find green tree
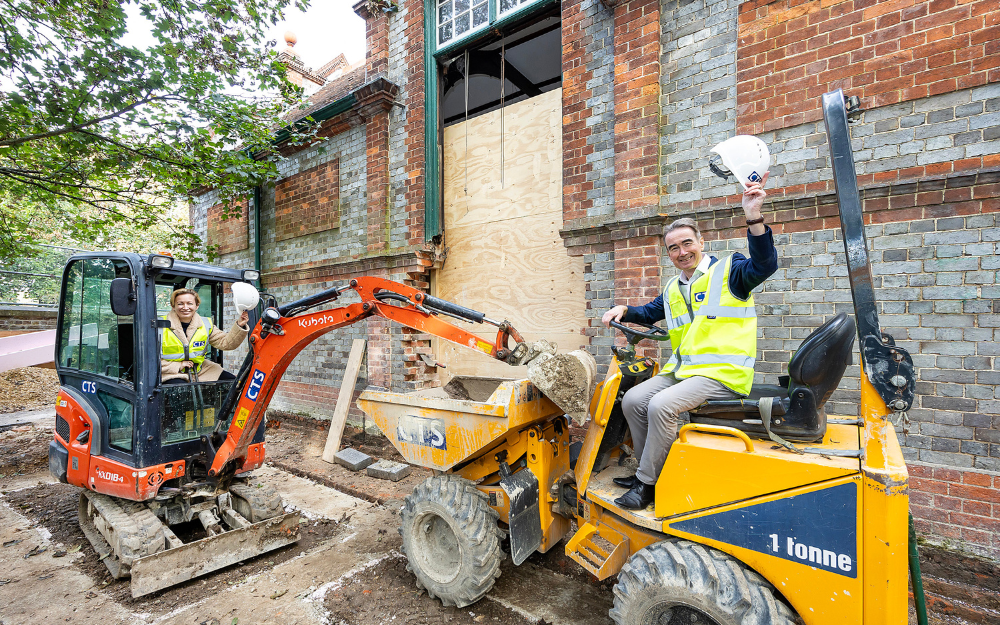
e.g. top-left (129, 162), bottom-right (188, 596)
top-left (0, 0), bottom-right (316, 262)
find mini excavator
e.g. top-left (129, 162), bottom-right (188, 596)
top-left (49, 261), bottom-right (538, 596)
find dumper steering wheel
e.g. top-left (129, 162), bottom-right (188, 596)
top-left (609, 320), bottom-right (670, 346)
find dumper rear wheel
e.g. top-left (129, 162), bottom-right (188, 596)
top-left (400, 475), bottom-right (502, 608)
top-left (610, 540), bottom-right (798, 625)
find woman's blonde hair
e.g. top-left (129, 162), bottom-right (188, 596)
top-left (170, 288), bottom-right (201, 307)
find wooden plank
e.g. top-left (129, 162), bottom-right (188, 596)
top-left (436, 89), bottom-right (587, 380)
top-left (321, 339), bottom-right (367, 463)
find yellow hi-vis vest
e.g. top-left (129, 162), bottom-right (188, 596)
top-left (661, 255), bottom-right (757, 395)
top-left (161, 316), bottom-right (213, 372)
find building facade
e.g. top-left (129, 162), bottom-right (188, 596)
top-left (193, 0), bottom-right (1000, 559)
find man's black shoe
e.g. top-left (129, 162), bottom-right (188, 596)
top-left (612, 474), bottom-right (637, 489)
top-left (614, 480), bottom-right (655, 510)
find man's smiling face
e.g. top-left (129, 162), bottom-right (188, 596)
top-left (664, 226), bottom-right (705, 276)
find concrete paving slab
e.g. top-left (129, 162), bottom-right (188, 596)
top-left (366, 459), bottom-right (411, 482)
top-left (0, 407), bottom-right (55, 429)
top-left (334, 447), bottom-right (373, 471)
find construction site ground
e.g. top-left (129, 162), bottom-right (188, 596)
top-left (1, 368), bottom-right (998, 625)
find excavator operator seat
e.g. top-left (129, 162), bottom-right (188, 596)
top-left (688, 313), bottom-right (856, 442)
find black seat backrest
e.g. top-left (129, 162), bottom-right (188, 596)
top-left (787, 312), bottom-right (855, 411)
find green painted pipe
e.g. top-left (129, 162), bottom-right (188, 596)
top-left (909, 512), bottom-right (929, 625)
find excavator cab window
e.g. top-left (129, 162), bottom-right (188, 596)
top-left (159, 381), bottom-right (233, 445)
top-left (153, 277), bottom-right (222, 370)
top-left (57, 258), bottom-right (135, 383)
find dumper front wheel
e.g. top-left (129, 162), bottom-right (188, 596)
top-left (610, 540), bottom-right (798, 625)
top-left (400, 475), bottom-right (502, 608)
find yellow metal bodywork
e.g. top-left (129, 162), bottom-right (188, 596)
top-left (357, 379), bottom-right (562, 471)
top-left (358, 355), bottom-right (910, 624)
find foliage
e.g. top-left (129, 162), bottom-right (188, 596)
top-left (0, 0), bottom-right (318, 262)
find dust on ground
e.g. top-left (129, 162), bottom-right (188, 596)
top-left (0, 367), bottom-right (59, 414)
top-left (2, 480), bottom-right (342, 617)
top-left (323, 554), bottom-right (533, 625)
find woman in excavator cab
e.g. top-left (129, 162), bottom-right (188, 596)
top-left (160, 288), bottom-right (249, 384)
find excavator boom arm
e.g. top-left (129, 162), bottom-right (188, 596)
top-left (208, 276), bottom-right (524, 477)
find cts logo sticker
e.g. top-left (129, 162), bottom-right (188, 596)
top-left (81, 380), bottom-right (97, 394)
top-left (245, 369), bottom-right (266, 401)
top-left (192, 340), bottom-right (206, 349)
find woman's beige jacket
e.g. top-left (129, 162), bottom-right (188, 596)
top-left (160, 311), bottom-right (248, 383)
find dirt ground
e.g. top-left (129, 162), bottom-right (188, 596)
top-left (0, 367), bottom-right (58, 414)
top-left (0, 400), bottom-right (997, 625)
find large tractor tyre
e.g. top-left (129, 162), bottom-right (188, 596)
top-left (400, 475), bottom-right (503, 608)
top-left (229, 482), bottom-right (284, 523)
top-left (611, 540), bottom-right (798, 625)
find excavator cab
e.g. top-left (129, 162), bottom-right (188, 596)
top-left (49, 253), bottom-right (296, 598)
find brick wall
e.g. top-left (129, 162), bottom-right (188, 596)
top-left (562, 0), bottom-right (616, 222)
top-left (274, 158), bottom-right (341, 242)
top-left (613, 0), bottom-right (661, 217)
top-left (206, 197), bottom-right (249, 255)
top-left (736, 0), bottom-right (1000, 134)
top-left (0, 307), bottom-right (58, 333)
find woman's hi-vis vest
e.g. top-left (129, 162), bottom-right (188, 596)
top-left (660, 256), bottom-right (757, 395)
top-left (161, 317), bottom-right (213, 372)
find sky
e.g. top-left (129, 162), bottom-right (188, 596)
top-left (264, 2), bottom-right (367, 70)
top-left (123, 1), bottom-right (367, 70)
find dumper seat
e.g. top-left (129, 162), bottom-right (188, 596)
top-left (688, 313), bottom-right (856, 442)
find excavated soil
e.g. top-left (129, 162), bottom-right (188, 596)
top-left (0, 423), bottom-right (52, 476)
top-left (2, 481), bottom-right (343, 616)
top-left (322, 554), bottom-right (535, 625)
top-left (0, 367), bottom-right (59, 413)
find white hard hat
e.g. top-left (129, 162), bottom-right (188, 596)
top-left (709, 135), bottom-right (770, 190)
top-left (231, 281), bottom-right (260, 314)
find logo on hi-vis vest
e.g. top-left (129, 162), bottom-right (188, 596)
top-left (694, 292), bottom-right (706, 303)
top-left (668, 482), bottom-right (858, 578)
top-left (192, 340), bottom-right (206, 349)
top-left (245, 369), bottom-right (266, 401)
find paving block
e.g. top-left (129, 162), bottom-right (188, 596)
top-left (366, 459), bottom-right (412, 482)
top-left (334, 447), bottom-right (373, 471)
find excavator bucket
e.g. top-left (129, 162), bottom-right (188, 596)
top-left (129, 512), bottom-right (301, 597)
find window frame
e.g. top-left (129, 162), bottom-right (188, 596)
top-left (436, 0), bottom-right (547, 50)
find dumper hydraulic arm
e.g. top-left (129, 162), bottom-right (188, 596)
top-left (206, 276), bottom-right (527, 478)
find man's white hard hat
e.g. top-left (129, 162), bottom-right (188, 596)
top-left (231, 281), bottom-right (260, 314)
top-left (709, 135), bottom-right (771, 191)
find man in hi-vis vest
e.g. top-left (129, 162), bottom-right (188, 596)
top-left (602, 136), bottom-right (778, 510)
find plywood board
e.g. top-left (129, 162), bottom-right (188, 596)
top-left (321, 338), bottom-right (367, 463)
top-left (436, 88), bottom-right (587, 380)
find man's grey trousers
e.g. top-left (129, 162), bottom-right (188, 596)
top-left (621, 374), bottom-right (737, 485)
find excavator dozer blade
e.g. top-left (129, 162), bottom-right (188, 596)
top-left (129, 512), bottom-right (301, 598)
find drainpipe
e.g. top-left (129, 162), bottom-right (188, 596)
top-left (253, 184), bottom-right (262, 282)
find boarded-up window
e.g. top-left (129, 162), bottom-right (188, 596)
top-left (275, 158), bottom-right (340, 241)
top-left (207, 197), bottom-right (249, 254)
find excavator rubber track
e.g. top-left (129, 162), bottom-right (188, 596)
top-left (78, 490), bottom-right (301, 597)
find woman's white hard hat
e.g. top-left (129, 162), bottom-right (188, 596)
top-left (709, 135), bottom-right (771, 190)
top-left (231, 281), bottom-right (260, 314)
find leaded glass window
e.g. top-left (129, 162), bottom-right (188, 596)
top-left (438, 0), bottom-right (489, 48)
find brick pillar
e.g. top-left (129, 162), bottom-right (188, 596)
top-left (613, 0), bottom-right (660, 217)
top-left (354, 79), bottom-right (400, 254)
top-left (355, 0), bottom-right (389, 80)
top-left (402, 0), bottom-right (426, 245)
top-left (613, 230), bottom-right (662, 358)
top-left (562, 0), bottom-right (595, 222)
